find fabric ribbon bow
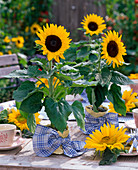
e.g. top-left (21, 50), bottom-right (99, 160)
top-left (33, 124), bottom-right (86, 158)
top-left (126, 133), bottom-right (138, 153)
top-left (82, 112), bottom-right (119, 135)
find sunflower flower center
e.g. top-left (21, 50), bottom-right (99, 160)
top-left (101, 136), bottom-right (116, 145)
top-left (107, 40), bottom-right (119, 57)
top-left (45, 35), bottom-right (62, 52)
top-left (88, 22), bottom-right (98, 31)
top-left (101, 136), bottom-right (110, 143)
top-left (33, 27), bottom-right (37, 31)
top-left (17, 115), bottom-right (27, 124)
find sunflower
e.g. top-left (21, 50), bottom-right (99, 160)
top-left (81, 13), bottom-right (106, 36)
top-left (0, 52), bottom-right (3, 56)
top-left (108, 89), bottom-right (138, 114)
top-left (36, 77), bottom-right (61, 88)
top-left (84, 123), bottom-right (129, 151)
top-left (8, 50), bottom-right (12, 55)
top-left (101, 30), bottom-right (127, 68)
top-left (128, 73), bottom-right (138, 80)
top-left (4, 36), bottom-right (10, 43)
top-left (8, 109), bottom-right (40, 131)
top-left (35, 24), bottom-right (71, 62)
top-left (31, 23), bottom-right (41, 34)
top-left (15, 36), bottom-right (24, 48)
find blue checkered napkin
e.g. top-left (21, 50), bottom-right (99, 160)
top-left (33, 124), bottom-right (86, 158)
top-left (81, 112), bottom-right (119, 135)
top-left (126, 134), bottom-right (138, 153)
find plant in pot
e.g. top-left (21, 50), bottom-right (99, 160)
top-left (63, 13), bottom-right (134, 134)
top-left (6, 23), bottom-right (86, 157)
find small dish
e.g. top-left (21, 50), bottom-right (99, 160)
top-left (120, 151), bottom-right (138, 156)
top-left (0, 137), bottom-right (25, 151)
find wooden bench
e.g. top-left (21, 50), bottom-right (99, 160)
top-left (0, 54), bottom-right (20, 78)
top-left (0, 54), bottom-right (20, 89)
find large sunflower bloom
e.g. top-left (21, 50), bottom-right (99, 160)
top-left (109, 89), bottom-right (138, 114)
top-left (14, 36), bottom-right (24, 48)
top-left (101, 30), bottom-right (127, 68)
top-left (36, 77), bottom-right (61, 88)
top-left (4, 36), bottom-right (10, 43)
top-left (31, 23), bottom-right (41, 34)
top-left (35, 24), bottom-right (71, 62)
top-left (81, 13), bottom-right (106, 36)
top-left (8, 109), bottom-right (40, 131)
top-left (84, 123), bottom-right (130, 151)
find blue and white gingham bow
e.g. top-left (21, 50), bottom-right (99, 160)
top-left (81, 112), bottom-right (119, 135)
top-left (126, 133), bottom-right (138, 153)
top-left (33, 124), bottom-right (86, 158)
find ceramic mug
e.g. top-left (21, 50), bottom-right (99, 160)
top-left (132, 108), bottom-right (138, 128)
top-left (0, 124), bottom-right (22, 147)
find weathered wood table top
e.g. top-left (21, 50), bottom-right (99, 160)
top-left (0, 121), bottom-right (138, 170)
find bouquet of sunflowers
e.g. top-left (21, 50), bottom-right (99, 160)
top-left (64, 13), bottom-right (135, 116)
top-left (6, 23), bottom-right (85, 134)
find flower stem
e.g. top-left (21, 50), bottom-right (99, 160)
top-left (88, 36), bottom-right (92, 51)
top-left (48, 60), bottom-right (53, 98)
top-left (98, 48), bottom-right (101, 73)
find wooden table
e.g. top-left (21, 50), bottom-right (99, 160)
top-left (0, 121), bottom-right (138, 170)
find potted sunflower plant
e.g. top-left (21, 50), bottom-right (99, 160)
top-left (6, 23), bottom-right (86, 158)
top-left (63, 13), bottom-right (134, 134)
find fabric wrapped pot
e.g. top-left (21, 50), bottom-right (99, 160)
top-left (82, 105), bottom-right (119, 135)
top-left (33, 124), bottom-right (86, 158)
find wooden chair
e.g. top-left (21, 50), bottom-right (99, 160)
top-left (0, 54), bottom-right (20, 89)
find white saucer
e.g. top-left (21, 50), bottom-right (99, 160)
top-left (0, 137), bottom-right (24, 151)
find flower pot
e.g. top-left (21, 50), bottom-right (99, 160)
top-left (82, 105), bottom-right (119, 135)
top-left (33, 124), bottom-right (86, 157)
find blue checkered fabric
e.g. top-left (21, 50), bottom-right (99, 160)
top-left (33, 124), bottom-right (86, 158)
top-left (81, 112), bottom-right (119, 135)
top-left (126, 134), bottom-right (138, 152)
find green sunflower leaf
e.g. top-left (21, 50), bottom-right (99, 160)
top-left (0, 110), bottom-right (8, 123)
top-left (30, 57), bottom-right (47, 66)
top-left (4, 69), bottom-right (28, 78)
top-left (20, 92), bottom-right (43, 113)
top-left (64, 47), bottom-right (77, 61)
top-left (89, 53), bottom-right (98, 62)
top-left (72, 80), bottom-right (98, 87)
top-left (107, 84), bottom-right (126, 116)
top-left (61, 65), bottom-right (78, 72)
top-left (77, 46), bottom-right (90, 59)
top-left (99, 148), bottom-right (117, 165)
top-left (27, 113), bottom-right (36, 134)
top-left (13, 81), bottom-right (35, 102)
top-left (54, 85), bottom-right (66, 100)
top-left (56, 72), bottom-right (84, 81)
top-left (71, 101), bottom-right (85, 131)
top-left (68, 87), bottom-right (84, 95)
top-left (94, 84), bottom-right (108, 108)
top-left (44, 97), bottom-right (72, 132)
top-left (96, 68), bottom-right (112, 87)
top-left (111, 71), bottom-right (134, 85)
top-left (27, 65), bottom-right (48, 78)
